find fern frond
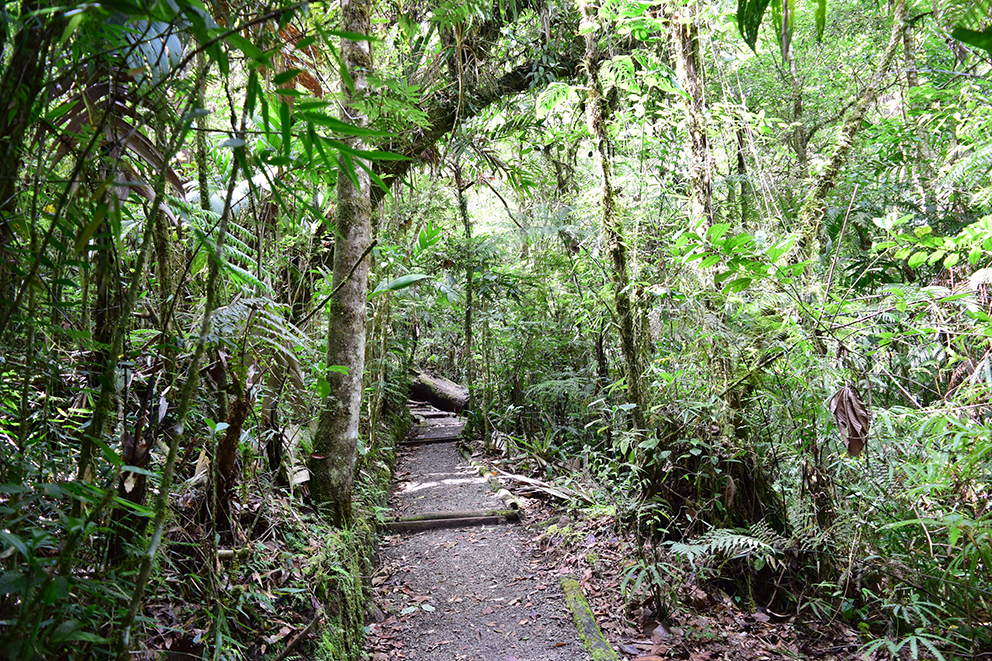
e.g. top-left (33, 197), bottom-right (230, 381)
top-left (945, 143), bottom-right (992, 189)
top-left (667, 525), bottom-right (783, 566)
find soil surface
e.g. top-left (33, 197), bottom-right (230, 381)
top-left (366, 412), bottom-right (592, 661)
top-left (388, 442), bottom-right (504, 516)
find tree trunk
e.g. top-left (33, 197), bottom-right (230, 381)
top-left (783, 19), bottom-right (809, 184)
top-left (0, 1), bottom-right (61, 309)
top-left (580, 0), bottom-right (647, 432)
top-left (308, 0), bottom-right (373, 526)
top-left (902, 16), bottom-right (934, 212)
top-left (795, 0), bottom-right (906, 260)
top-left (735, 115), bottom-right (752, 225)
top-left (454, 161), bottom-right (475, 431)
top-left (673, 0), bottom-right (715, 230)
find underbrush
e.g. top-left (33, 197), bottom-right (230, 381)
top-left (497, 394), bottom-right (992, 660)
top-left (0, 398), bottom-right (408, 661)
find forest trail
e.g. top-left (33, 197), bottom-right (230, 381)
top-left (364, 401), bottom-right (595, 661)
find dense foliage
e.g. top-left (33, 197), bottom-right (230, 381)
top-left (0, 0), bottom-right (990, 658)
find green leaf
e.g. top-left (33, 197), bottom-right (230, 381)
top-left (814, 0), bottom-right (826, 40)
top-left (317, 376), bottom-right (330, 398)
top-left (328, 365), bottom-right (350, 375)
top-left (73, 203), bottom-right (108, 256)
top-left (706, 223), bottom-right (731, 242)
top-left (951, 26), bottom-right (992, 57)
top-left (273, 69), bottom-right (302, 85)
top-left (370, 273), bottom-right (430, 298)
top-left (302, 111), bottom-right (391, 137)
top-left (226, 33), bottom-right (266, 63)
top-left (60, 11), bottom-right (86, 45)
top-left (280, 101), bottom-right (291, 158)
top-left (699, 254), bottom-right (722, 269)
top-left (723, 277), bottom-right (753, 293)
top-left (907, 251), bottom-right (927, 269)
top-left (737, 0), bottom-right (773, 51)
top-left (0, 531), bottom-right (28, 560)
top-left (948, 524), bottom-right (961, 548)
top-left (326, 30), bottom-right (377, 42)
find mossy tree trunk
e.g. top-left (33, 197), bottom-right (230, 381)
top-left (579, 0), bottom-right (646, 432)
top-left (0, 0), bottom-right (61, 311)
top-left (902, 15), bottom-right (934, 212)
top-left (454, 161), bottom-right (475, 431)
top-left (795, 0), bottom-right (906, 261)
top-left (673, 0), bottom-right (714, 230)
top-left (308, 0), bottom-right (373, 527)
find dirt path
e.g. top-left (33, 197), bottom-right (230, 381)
top-left (366, 406), bottom-right (593, 661)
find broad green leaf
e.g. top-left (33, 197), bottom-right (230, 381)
top-left (226, 33), bottom-right (266, 62)
top-left (723, 277), bottom-right (753, 293)
top-left (951, 26), bottom-right (992, 57)
top-left (328, 365), bottom-right (350, 374)
top-left (948, 524), bottom-right (961, 548)
top-left (370, 273), bottom-right (429, 298)
top-left (302, 111), bottom-right (391, 137)
top-left (73, 203), bottom-right (108, 255)
top-left (326, 30), bottom-right (378, 42)
top-left (814, 0), bottom-right (826, 41)
top-left (273, 69), bottom-right (302, 85)
top-left (706, 223), bottom-right (731, 242)
top-left (60, 11), bottom-right (86, 45)
top-left (0, 531), bottom-right (28, 560)
top-left (737, 0), bottom-right (773, 51)
top-left (280, 101), bottom-right (291, 158)
top-left (907, 251), bottom-right (927, 269)
top-left (317, 377), bottom-right (330, 398)
top-left (699, 254), bottom-right (722, 269)
top-left (246, 71), bottom-right (259, 116)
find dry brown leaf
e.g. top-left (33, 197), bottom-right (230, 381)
top-left (829, 383), bottom-right (870, 456)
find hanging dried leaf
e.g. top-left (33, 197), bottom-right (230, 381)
top-left (829, 383), bottom-right (870, 457)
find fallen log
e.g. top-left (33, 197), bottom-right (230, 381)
top-left (382, 513), bottom-right (516, 533)
top-left (560, 576), bottom-right (619, 661)
top-left (410, 372), bottom-right (469, 413)
top-left (384, 508), bottom-right (519, 523)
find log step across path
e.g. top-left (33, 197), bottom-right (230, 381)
top-left (367, 399), bottom-right (600, 660)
